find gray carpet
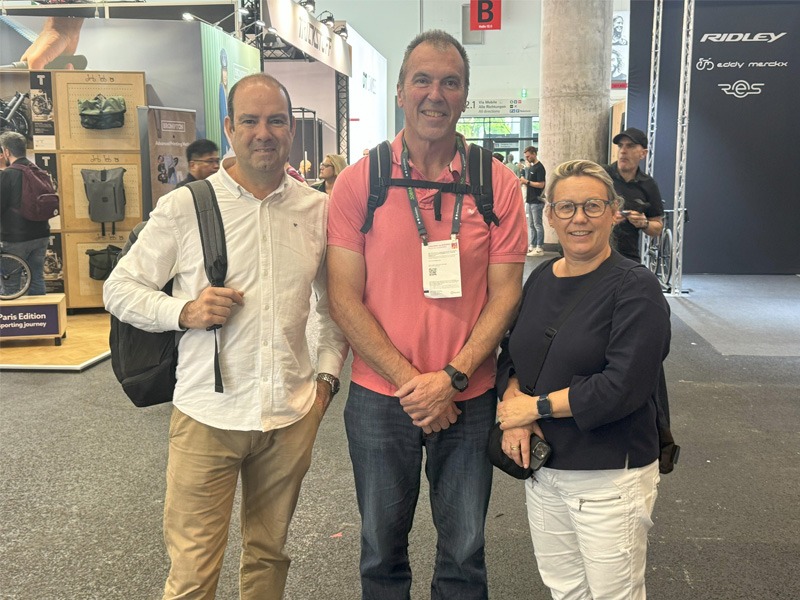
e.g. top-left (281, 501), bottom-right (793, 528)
top-left (1, 262), bottom-right (799, 599)
top-left (668, 274), bottom-right (800, 357)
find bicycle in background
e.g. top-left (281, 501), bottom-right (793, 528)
top-left (642, 208), bottom-right (689, 292)
top-left (0, 247), bottom-right (32, 300)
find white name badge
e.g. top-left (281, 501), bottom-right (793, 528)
top-left (422, 238), bottom-right (462, 299)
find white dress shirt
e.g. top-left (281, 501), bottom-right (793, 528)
top-left (104, 166), bottom-right (347, 431)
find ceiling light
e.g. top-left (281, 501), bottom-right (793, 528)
top-left (299, 0), bottom-right (316, 14)
top-left (316, 10), bottom-right (335, 28)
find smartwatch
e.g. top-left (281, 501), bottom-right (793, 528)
top-left (316, 373), bottom-right (340, 396)
top-left (537, 394), bottom-right (554, 420)
top-left (443, 364), bottom-right (469, 392)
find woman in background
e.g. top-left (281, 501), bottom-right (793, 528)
top-left (312, 154), bottom-right (347, 195)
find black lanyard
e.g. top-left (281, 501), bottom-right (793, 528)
top-left (400, 136), bottom-right (468, 244)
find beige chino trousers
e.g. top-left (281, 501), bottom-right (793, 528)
top-left (162, 405), bottom-right (322, 600)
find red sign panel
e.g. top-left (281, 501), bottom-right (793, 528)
top-left (470, 0), bottom-right (501, 31)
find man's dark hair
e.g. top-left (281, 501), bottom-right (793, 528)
top-left (0, 131), bottom-right (27, 158)
top-left (525, 146), bottom-right (538, 155)
top-left (227, 73), bottom-right (294, 128)
top-left (186, 139), bottom-right (219, 162)
top-left (492, 152), bottom-right (504, 162)
top-left (397, 30), bottom-right (470, 97)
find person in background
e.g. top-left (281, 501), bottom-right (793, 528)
top-left (327, 29), bottom-right (527, 599)
top-left (285, 162), bottom-right (306, 183)
top-left (311, 154), bottom-right (347, 195)
top-left (604, 127), bottom-right (663, 262)
top-left (496, 159), bottom-right (669, 600)
top-left (520, 145), bottom-right (546, 256)
top-left (0, 131), bottom-right (50, 296)
top-left (177, 138), bottom-right (220, 187)
top-left (505, 153), bottom-right (521, 176)
top-left (104, 74), bottom-right (347, 600)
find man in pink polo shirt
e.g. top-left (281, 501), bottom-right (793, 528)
top-left (327, 30), bottom-right (527, 600)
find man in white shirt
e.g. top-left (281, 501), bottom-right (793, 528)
top-left (104, 74), bottom-right (347, 600)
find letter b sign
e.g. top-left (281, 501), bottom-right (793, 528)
top-left (470, 0), bottom-right (502, 31)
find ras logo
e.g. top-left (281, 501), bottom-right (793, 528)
top-left (718, 80), bottom-right (764, 98)
top-left (701, 32), bottom-right (787, 43)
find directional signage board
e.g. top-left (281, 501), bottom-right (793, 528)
top-left (463, 98), bottom-right (539, 117)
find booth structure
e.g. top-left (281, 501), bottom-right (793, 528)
top-left (0, 1), bottom-right (387, 321)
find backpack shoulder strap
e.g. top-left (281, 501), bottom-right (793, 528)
top-left (186, 179), bottom-right (227, 394)
top-left (467, 144), bottom-right (499, 227)
top-left (187, 179), bottom-right (227, 287)
top-left (361, 140), bottom-right (393, 234)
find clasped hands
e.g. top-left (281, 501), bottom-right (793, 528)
top-left (497, 387), bottom-right (544, 469)
top-left (396, 370), bottom-right (461, 434)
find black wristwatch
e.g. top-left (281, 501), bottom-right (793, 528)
top-left (443, 364), bottom-right (469, 392)
top-left (537, 394), bottom-right (554, 420)
top-left (316, 373), bottom-right (340, 396)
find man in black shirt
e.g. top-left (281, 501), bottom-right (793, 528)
top-left (605, 128), bottom-right (664, 262)
top-left (520, 145), bottom-right (546, 255)
top-left (176, 138), bottom-right (220, 187)
top-left (0, 131), bottom-right (50, 295)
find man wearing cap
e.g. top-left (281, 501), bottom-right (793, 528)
top-left (605, 127), bottom-right (664, 262)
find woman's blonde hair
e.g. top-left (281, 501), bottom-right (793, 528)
top-left (325, 153), bottom-right (348, 177)
top-left (545, 159), bottom-right (621, 209)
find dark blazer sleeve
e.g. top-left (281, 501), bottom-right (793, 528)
top-left (568, 266), bottom-right (671, 432)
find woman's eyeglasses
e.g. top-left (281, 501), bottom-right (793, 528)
top-left (549, 199), bottom-right (611, 219)
top-left (320, 163), bottom-right (332, 169)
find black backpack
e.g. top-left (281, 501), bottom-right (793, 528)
top-left (360, 140), bottom-right (499, 234)
top-left (108, 180), bottom-right (227, 407)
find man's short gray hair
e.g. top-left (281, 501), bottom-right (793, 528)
top-left (0, 131), bottom-right (27, 158)
top-left (397, 30), bottom-right (470, 97)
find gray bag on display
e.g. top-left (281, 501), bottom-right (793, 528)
top-left (81, 167), bottom-right (126, 235)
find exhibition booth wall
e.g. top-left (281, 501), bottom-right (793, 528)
top-left (628, 0), bottom-right (799, 275)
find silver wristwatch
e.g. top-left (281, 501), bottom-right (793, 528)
top-left (316, 373), bottom-right (340, 396)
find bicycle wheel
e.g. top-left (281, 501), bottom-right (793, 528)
top-left (643, 236), bottom-right (659, 275)
top-left (0, 252), bottom-right (32, 300)
top-left (658, 229), bottom-right (673, 287)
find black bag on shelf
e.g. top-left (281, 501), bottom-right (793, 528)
top-left (77, 94), bottom-right (126, 130)
top-left (85, 245), bottom-right (122, 280)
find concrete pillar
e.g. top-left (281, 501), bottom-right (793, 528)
top-left (539, 0), bottom-right (613, 241)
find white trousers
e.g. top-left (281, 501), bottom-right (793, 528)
top-left (526, 461), bottom-right (660, 600)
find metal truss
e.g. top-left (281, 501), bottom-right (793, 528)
top-left (640, 0), bottom-right (663, 266)
top-left (335, 71), bottom-right (349, 158)
top-left (670, 0), bottom-right (695, 296)
top-left (645, 0), bottom-right (663, 175)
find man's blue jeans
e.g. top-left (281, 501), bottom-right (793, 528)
top-left (344, 382), bottom-right (496, 600)
top-left (1, 237), bottom-right (49, 295)
top-left (526, 202), bottom-right (545, 248)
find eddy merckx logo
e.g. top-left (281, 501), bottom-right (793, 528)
top-left (701, 32), bottom-right (787, 43)
top-left (718, 80), bottom-right (764, 98)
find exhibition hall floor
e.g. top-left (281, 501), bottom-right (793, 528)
top-left (0, 310), bottom-right (110, 371)
top-left (1, 259), bottom-right (798, 599)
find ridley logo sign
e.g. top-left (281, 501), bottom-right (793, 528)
top-left (718, 80), bottom-right (765, 98)
top-left (700, 32), bottom-right (787, 43)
